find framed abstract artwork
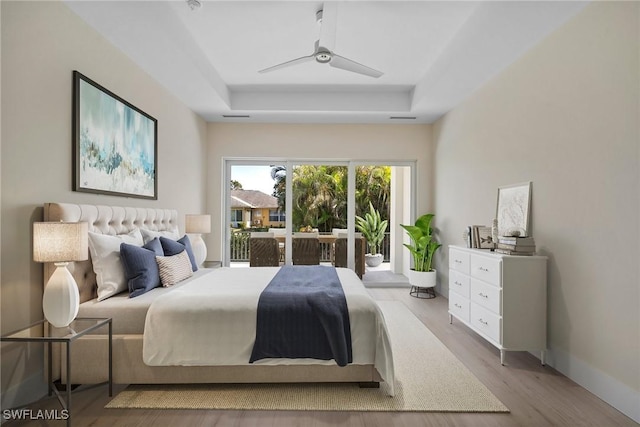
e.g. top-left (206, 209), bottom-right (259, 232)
top-left (496, 182), bottom-right (532, 237)
top-left (73, 71), bottom-right (157, 199)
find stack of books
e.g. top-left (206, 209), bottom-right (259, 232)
top-left (495, 236), bottom-right (536, 255)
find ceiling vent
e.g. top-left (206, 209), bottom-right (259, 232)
top-left (222, 115), bottom-right (251, 119)
top-left (389, 116), bottom-right (417, 120)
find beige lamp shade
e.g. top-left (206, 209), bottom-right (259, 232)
top-left (185, 214), bottom-right (211, 234)
top-left (33, 222), bottom-right (88, 263)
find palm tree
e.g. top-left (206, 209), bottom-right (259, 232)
top-left (271, 164), bottom-right (390, 232)
top-left (355, 166), bottom-right (390, 220)
top-left (292, 165), bottom-right (344, 231)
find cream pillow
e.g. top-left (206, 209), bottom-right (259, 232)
top-left (88, 229), bottom-right (144, 301)
top-left (156, 250), bottom-right (193, 287)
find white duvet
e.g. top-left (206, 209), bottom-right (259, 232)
top-left (143, 267), bottom-right (395, 394)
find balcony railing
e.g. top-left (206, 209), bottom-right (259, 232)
top-left (230, 231), bottom-right (391, 263)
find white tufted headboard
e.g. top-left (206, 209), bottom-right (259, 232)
top-left (44, 203), bottom-right (179, 303)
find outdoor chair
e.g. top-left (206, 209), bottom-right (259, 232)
top-left (334, 234), bottom-right (366, 279)
top-left (268, 228), bottom-right (286, 261)
top-left (292, 234), bottom-right (320, 265)
top-left (249, 232), bottom-right (280, 267)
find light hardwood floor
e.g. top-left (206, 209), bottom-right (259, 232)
top-left (6, 288), bottom-right (638, 426)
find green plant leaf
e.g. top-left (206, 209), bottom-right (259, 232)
top-left (400, 213), bottom-right (440, 272)
top-left (355, 202), bottom-right (387, 254)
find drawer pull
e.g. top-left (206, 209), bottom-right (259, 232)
top-left (454, 259), bottom-right (462, 264)
top-left (478, 318), bottom-right (488, 325)
top-left (478, 292), bottom-right (489, 299)
top-left (454, 303), bottom-right (462, 309)
top-left (455, 281), bottom-right (462, 286)
top-left (478, 266), bottom-right (489, 272)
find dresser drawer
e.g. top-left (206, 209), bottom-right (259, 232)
top-left (449, 248), bottom-right (470, 274)
top-left (471, 278), bottom-right (502, 314)
top-left (470, 304), bottom-right (502, 344)
top-left (449, 270), bottom-right (470, 298)
top-left (449, 291), bottom-right (469, 323)
top-left (470, 255), bottom-right (501, 286)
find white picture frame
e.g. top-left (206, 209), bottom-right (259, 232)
top-left (496, 182), bottom-right (532, 237)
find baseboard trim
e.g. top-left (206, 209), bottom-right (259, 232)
top-left (363, 282), bottom-right (410, 288)
top-left (546, 346), bottom-right (640, 423)
top-left (441, 290), bottom-right (638, 423)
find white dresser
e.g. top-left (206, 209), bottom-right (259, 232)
top-left (448, 245), bottom-right (547, 365)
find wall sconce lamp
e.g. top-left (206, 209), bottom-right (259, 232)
top-left (185, 214), bottom-right (211, 267)
top-left (33, 222), bottom-right (88, 328)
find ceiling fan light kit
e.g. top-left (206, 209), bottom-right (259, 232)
top-left (185, 0), bottom-right (202, 11)
top-left (316, 50), bottom-right (332, 64)
top-left (259, 5), bottom-right (383, 78)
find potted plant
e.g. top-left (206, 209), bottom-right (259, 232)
top-left (400, 213), bottom-right (442, 291)
top-left (355, 202), bottom-right (388, 267)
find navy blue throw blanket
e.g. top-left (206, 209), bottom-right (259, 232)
top-left (249, 265), bottom-right (353, 366)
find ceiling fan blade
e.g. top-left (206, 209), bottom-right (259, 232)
top-left (318, 2), bottom-right (337, 51)
top-left (258, 54), bottom-right (314, 74)
top-left (330, 53), bottom-right (383, 78)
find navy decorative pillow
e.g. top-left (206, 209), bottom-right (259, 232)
top-left (160, 236), bottom-right (198, 272)
top-left (120, 238), bottom-right (163, 298)
top-left (177, 235), bottom-right (198, 272)
top-left (144, 237), bottom-right (164, 256)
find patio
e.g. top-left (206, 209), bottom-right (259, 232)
top-left (229, 261), bottom-right (409, 288)
top-left (228, 230), bottom-right (409, 287)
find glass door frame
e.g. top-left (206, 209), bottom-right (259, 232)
top-left (222, 157), bottom-right (416, 271)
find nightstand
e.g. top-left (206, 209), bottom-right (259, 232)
top-left (1, 318), bottom-right (112, 426)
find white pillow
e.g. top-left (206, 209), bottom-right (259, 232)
top-left (88, 229), bottom-right (144, 301)
top-left (156, 250), bottom-right (193, 287)
top-left (140, 228), bottom-right (180, 244)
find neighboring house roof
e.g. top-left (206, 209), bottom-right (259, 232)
top-left (230, 189), bottom-right (279, 209)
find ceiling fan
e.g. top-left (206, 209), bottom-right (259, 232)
top-left (258, 4), bottom-right (383, 78)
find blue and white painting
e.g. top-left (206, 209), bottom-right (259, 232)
top-left (77, 76), bottom-right (156, 199)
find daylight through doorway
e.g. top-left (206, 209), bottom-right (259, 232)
top-left (224, 159), bottom-right (414, 281)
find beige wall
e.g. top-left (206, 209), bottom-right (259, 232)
top-left (433, 1), bottom-right (639, 418)
top-left (206, 123), bottom-right (432, 261)
top-left (1, 1), bottom-right (207, 406)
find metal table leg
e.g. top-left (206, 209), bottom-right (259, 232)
top-left (67, 341), bottom-right (71, 427)
top-left (108, 320), bottom-right (113, 396)
top-left (47, 342), bottom-right (53, 397)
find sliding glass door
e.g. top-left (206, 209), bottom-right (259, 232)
top-left (227, 162), bottom-right (285, 266)
top-left (224, 158), bottom-right (415, 278)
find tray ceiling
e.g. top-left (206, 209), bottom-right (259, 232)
top-left (65, 1), bottom-right (588, 123)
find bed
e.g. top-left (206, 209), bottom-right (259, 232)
top-left (44, 203), bottom-right (395, 393)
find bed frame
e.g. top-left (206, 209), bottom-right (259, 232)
top-left (44, 202), bottom-right (381, 386)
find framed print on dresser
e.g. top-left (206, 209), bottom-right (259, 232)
top-left (496, 181), bottom-right (532, 237)
top-left (72, 70), bottom-right (158, 199)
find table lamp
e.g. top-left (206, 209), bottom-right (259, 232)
top-left (33, 222), bottom-right (88, 328)
top-left (185, 214), bottom-right (211, 267)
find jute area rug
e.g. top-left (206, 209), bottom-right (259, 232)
top-left (106, 301), bottom-right (508, 412)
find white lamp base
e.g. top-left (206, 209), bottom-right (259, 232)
top-left (190, 234), bottom-right (207, 267)
top-left (43, 263), bottom-right (80, 328)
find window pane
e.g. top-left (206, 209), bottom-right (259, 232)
top-left (269, 210), bottom-right (285, 221)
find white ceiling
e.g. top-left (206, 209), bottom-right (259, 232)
top-left (65, 1), bottom-right (588, 124)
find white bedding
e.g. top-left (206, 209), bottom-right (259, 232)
top-left (143, 267), bottom-right (395, 394)
top-left (77, 269), bottom-right (212, 334)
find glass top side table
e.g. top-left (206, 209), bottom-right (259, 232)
top-left (1, 318), bottom-right (112, 426)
